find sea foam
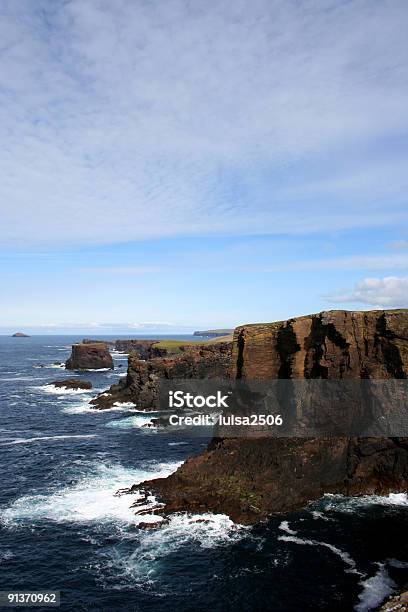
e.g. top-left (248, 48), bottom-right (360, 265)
top-left (0, 460), bottom-right (182, 526)
top-left (278, 534), bottom-right (358, 573)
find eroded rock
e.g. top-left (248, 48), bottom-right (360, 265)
top-left (52, 379), bottom-right (92, 390)
top-left (140, 310), bottom-right (408, 524)
top-left (90, 342), bottom-right (231, 410)
top-left (65, 343), bottom-right (113, 370)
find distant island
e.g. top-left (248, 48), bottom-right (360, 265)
top-left (12, 332), bottom-right (30, 337)
top-left (193, 328), bottom-right (233, 338)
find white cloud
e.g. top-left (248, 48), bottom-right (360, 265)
top-left (0, 321), bottom-right (197, 334)
top-left (129, 321), bottom-right (174, 329)
top-left (326, 276), bottom-right (408, 308)
top-left (80, 266), bottom-right (167, 275)
top-left (388, 240), bottom-right (408, 250)
top-left (1, 0), bottom-right (408, 247)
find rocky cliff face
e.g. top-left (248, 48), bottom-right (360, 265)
top-left (142, 310), bottom-right (408, 524)
top-left (231, 309), bottom-right (408, 380)
top-left (113, 339), bottom-right (168, 359)
top-left (91, 342), bottom-right (231, 410)
top-left (65, 343), bottom-right (114, 370)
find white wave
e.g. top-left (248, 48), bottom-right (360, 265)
top-left (33, 363), bottom-right (65, 369)
top-left (355, 563), bottom-right (396, 611)
top-left (0, 376), bottom-right (44, 381)
top-left (278, 521), bottom-right (297, 535)
top-left (278, 535), bottom-right (358, 573)
top-left (0, 376), bottom-right (23, 381)
top-left (31, 384), bottom-right (93, 396)
top-left (63, 400), bottom-right (135, 414)
top-left (62, 402), bottom-right (96, 414)
top-left (105, 415), bottom-right (156, 429)
top-left (0, 461), bottom-right (181, 526)
top-left (311, 510), bottom-right (332, 522)
top-left (0, 434), bottom-right (97, 446)
top-left (168, 442), bottom-right (188, 446)
top-left (322, 493), bottom-right (408, 513)
top-left (80, 368), bottom-right (112, 372)
top-left (100, 512), bottom-right (247, 588)
top-left (112, 402), bottom-right (137, 409)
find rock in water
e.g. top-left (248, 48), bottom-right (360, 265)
top-left (65, 343), bottom-right (114, 370)
top-left (379, 591), bottom-right (408, 611)
top-left (90, 342), bottom-right (231, 409)
top-left (52, 379), bottom-right (92, 390)
top-left (140, 309), bottom-right (408, 524)
top-left (12, 332), bottom-right (30, 337)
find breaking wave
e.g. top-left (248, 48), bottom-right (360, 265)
top-left (97, 512), bottom-right (247, 590)
top-left (355, 563), bottom-right (397, 611)
top-left (0, 434), bottom-right (97, 446)
top-left (321, 493), bottom-right (408, 513)
top-left (278, 534), bottom-right (358, 574)
top-left (0, 461), bottom-right (181, 526)
top-left (105, 415), bottom-right (157, 429)
top-left (32, 384), bottom-right (94, 396)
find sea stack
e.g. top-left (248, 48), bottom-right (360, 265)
top-left (65, 342), bottom-right (114, 370)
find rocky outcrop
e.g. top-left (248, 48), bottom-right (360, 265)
top-left (379, 590), bottom-right (408, 611)
top-left (230, 309), bottom-right (408, 380)
top-left (12, 332), bottom-right (30, 337)
top-left (82, 338), bottom-right (169, 358)
top-left (113, 339), bottom-right (168, 359)
top-left (65, 343), bottom-right (114, 370)
top-left (90, 342), bottom-right (231, 410)
top-left (52, 379), bottom-right (92, 390)
top-left (140, 309), bottom-right (408, 524)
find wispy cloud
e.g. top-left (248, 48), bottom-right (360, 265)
top-left (0, 321), bottom-right (198, 334)
top-left (80, 266), bottom-right (167, 275)
top-left (1, 0), bottom-right (408, 247)
top-left (388, 240), bottom-right (408, 250)
top-left (240, 254), bottom-right (408, 273)
top-left (325, 276), bottom-right (408, 308)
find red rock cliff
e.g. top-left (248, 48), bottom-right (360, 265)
top-left (142, 310), bottom-right (408, 524)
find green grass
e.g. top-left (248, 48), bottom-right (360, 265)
top-left (153, 335), bottom-right (233, 354)
top-left (153, 339), bottom-right (189, 354)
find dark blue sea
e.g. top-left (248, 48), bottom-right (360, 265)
top-left (0, 336), bottom-right (407, 611)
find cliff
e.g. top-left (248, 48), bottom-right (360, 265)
top-left (91, 342), bottom-right (231, 410)
top-left (66, 343), bottom-right (114, 370)
top-left (141, 309), bottom-right (408, 524)
top-left (113, 339), bottom-right (168, 359)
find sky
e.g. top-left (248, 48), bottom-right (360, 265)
top-left (1, 0), bottom-right (408, 334)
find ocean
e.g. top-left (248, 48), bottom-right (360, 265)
top-left (0, 336), bottom-right (407, 611)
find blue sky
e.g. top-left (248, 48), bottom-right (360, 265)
top-left (1, 0), bottom-right (408, 334)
